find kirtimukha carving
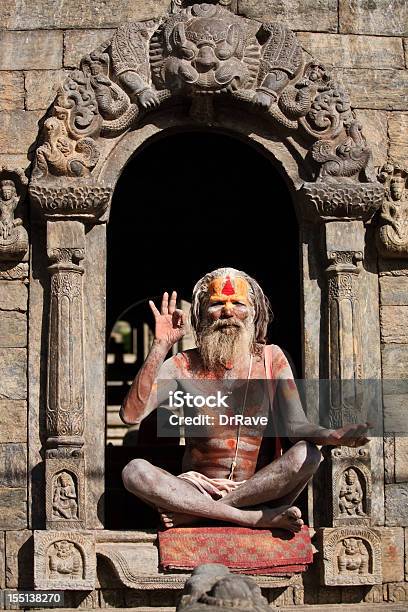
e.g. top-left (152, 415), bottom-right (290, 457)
top-left (31, 2), bottom-right (375, 183)
top-left (320, 527), bottom-right (381, 586)
top-left (48, 541), bottom-right (83, 579)
top-left (178, 563), bottom-right (270, 611)
top-left (52, 472), bottom-right (78, 519)
top-left (0, 166), bottom-right (28, 261)
top-left (377, 163), bottom-right (408, 258)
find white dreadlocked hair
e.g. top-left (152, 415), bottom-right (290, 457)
top-left (190, 267), bottom-right (273, 349)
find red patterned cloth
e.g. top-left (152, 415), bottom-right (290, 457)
top-left (158, 525), bottom-right (313, 575)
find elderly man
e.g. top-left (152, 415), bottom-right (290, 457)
top-left (120, 268), bottom-right (369, 532)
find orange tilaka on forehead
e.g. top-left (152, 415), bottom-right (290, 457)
top-left (208, 276), bottom-right (250, 305)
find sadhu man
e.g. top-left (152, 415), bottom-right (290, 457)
top-left (120, 268), bottom-right (369, 531)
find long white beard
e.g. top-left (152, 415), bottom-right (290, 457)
top-left (198, 318), bottom-right (254, 371)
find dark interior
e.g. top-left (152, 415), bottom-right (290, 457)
top-left (105, 130), bottom-right (301, 529)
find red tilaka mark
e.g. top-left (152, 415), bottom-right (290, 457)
top-left (222, 276), bottom-right (235, 295)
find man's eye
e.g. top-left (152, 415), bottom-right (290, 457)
top-left (211, 302), bottom-right (224, 307)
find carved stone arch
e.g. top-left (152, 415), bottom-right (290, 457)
top-left (28, 0), bottom-right (387, 592)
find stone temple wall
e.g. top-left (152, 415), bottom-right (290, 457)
top-left (0, 0), bottom-right (408, 609)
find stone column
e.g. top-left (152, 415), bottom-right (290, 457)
top-left (302, 181), bottom-right (385, 587)
top-left (45, 220), bottom-right (86, 529)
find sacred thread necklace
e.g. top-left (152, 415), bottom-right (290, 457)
top-left (228, 354), bottom-right (253, 480)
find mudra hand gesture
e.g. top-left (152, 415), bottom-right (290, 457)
top-left (149, 291), bottom-right (185, 348)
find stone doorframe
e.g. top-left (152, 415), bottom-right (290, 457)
top-left (22, 0), bottom-right (390, 592)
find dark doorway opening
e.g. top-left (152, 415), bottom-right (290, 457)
top-left (105, 130), bottom-right (301, 529)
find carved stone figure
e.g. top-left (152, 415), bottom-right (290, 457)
top-left (48, 541), bottom-right (83, 579)
top-left (52, 472), bottom-right (78, 519)
top-left (178, 563), bottom-right (270, 611)
top-left (121, 268), bottom-right (369, 532)
top-left (0, 167), bottom-right (28, 261)
top-left (338, 469), bottom-right (364, 517)
top-left (377, 164), bottom-right (408, 257)
top-left (337, 538), bottom-right (369, 575)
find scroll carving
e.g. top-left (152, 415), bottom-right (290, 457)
top-left (31, 2), bottom-right (375, 184)
top-left (376, 164), bottom-right (408, 258)
top-left (0, 167), bottom-right (28, 261)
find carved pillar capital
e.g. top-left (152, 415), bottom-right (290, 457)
top-left (301, 181), bottom-right (384, 224)
top-left (29, 178), bottom-right (112, 224)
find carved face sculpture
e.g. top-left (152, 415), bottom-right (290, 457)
top-left (345, 469), bottom-right (356, 486)
top-left (168, 4), bottom-right (247, 91)
top-left (55, 541), bottom-right (74, 558)
top-left (0, 180), bottom-right (16, 201)
top-left (343, 538), bottom-right (360, 555)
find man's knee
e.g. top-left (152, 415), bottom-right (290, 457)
top-left (288, 441), bottom-right (322, 476)
top-left (122, 458), bottom-right (156, 493)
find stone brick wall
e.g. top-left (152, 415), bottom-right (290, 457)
top-left (0, 0), bottom-right (407, 607)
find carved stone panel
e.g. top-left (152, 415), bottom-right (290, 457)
top-left (34, 531), bottom-right (95, 590)
top-left (45, 459), bottom-right (85, 530)
top-left (319, 527), bottom-right (382, 586)
top-left (332, 447), bottom-right (371, 527)
top-left (0, 167), bottom-right (28, 262)
top-left (376, 164), bottom-right (408, 258)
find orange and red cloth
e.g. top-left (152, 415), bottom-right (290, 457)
top-left (158, 525), bottom-right (313, 575)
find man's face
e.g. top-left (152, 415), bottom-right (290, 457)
top-left (205, 275), bottom-right (251, 329)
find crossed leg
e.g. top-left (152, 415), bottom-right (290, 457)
top-left (122, 441), bottom-right (322, 532)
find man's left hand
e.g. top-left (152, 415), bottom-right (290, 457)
top-left (324, 423), bottom-right (370, 447)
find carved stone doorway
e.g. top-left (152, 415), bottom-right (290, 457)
top-left (104, 130), bottom-right (301, 529)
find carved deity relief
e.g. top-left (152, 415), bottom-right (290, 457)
top-left (377, 164), bottom-right (408, 257)
top-left (48, 541), bottom-right (83, 579)
top-left (0, 167), bottom-right (28, 261)
top-left (320, 527), bottom-right (381, 586)
top-left (338, 469), bottom-right (365, 518)
top-left (52, 472), bottom-right (78, 520)
top-left (30, 1), bottom-right (375, 184)
top-left (337, 538), bottom-right (369, 575)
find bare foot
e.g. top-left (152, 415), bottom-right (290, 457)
top-left (160, 510), bottom-right (201, 529)
top-left (251, 505), bottom-right (304, 532)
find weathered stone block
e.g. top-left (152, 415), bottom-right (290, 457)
top-left (405, 528), bottom-right (408, 580)
top-left (388, 581), bottom-right (408, 602)
top-left (0, 312), bottom-right (26, 348)
top-left (0, 488), bottom-right (26, 530)
top-left (238, 0), bottom-right (338, 32)
top-left (382, 344), bottom-right (408, 379)
top-left (331, 68), bottom-right (408, 110)
top-left (383, 395), bottom-right (408, 436)
top-left (354, 110), bottom-right (388, 169)
top-left (24, 70), bottom-right (66, 111)
top-left (388, 113), bottom-right (408, 166)
top-left (0, 72), bottom-right (24, 111)
top-left (381, 306), bottom-right (408, 343)
top-left (395, 438), bottom-right (408, 483)
top-left (297, 33), bottom-right (405, 69)
top-left (0, 111), bottom-right (42, 155)
top-left (5, 530), bottom-right (33, 588)
top-left (0, 1), bottom-right (168, 30)
top-left (0, 31), bottom-right (63, 70)
top-left (0, 282), bottom-right (27, 312)
top-left (0, 444), bottom-right (27, 488)
top-left (0, 401), bottom-right (26, 443)
top-left (0, 263), bottom-right (28, 282)
top-left (380, 276), bottom-right (408, 305)
top-left (379, 527), bottom-right (404, 583)
top-left (339, 0), bottom-right (408, 37)
top-left (64, 29), bottom-right (115, 68)
top-left (385, 483), bottom-right (408, 525)
top-left (404, 38), bottom-right (408, 68)
top-left (0, 349), bottom-right (27, 400)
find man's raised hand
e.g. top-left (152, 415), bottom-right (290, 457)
top-left (149, 291), bottom-right (185, 349)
